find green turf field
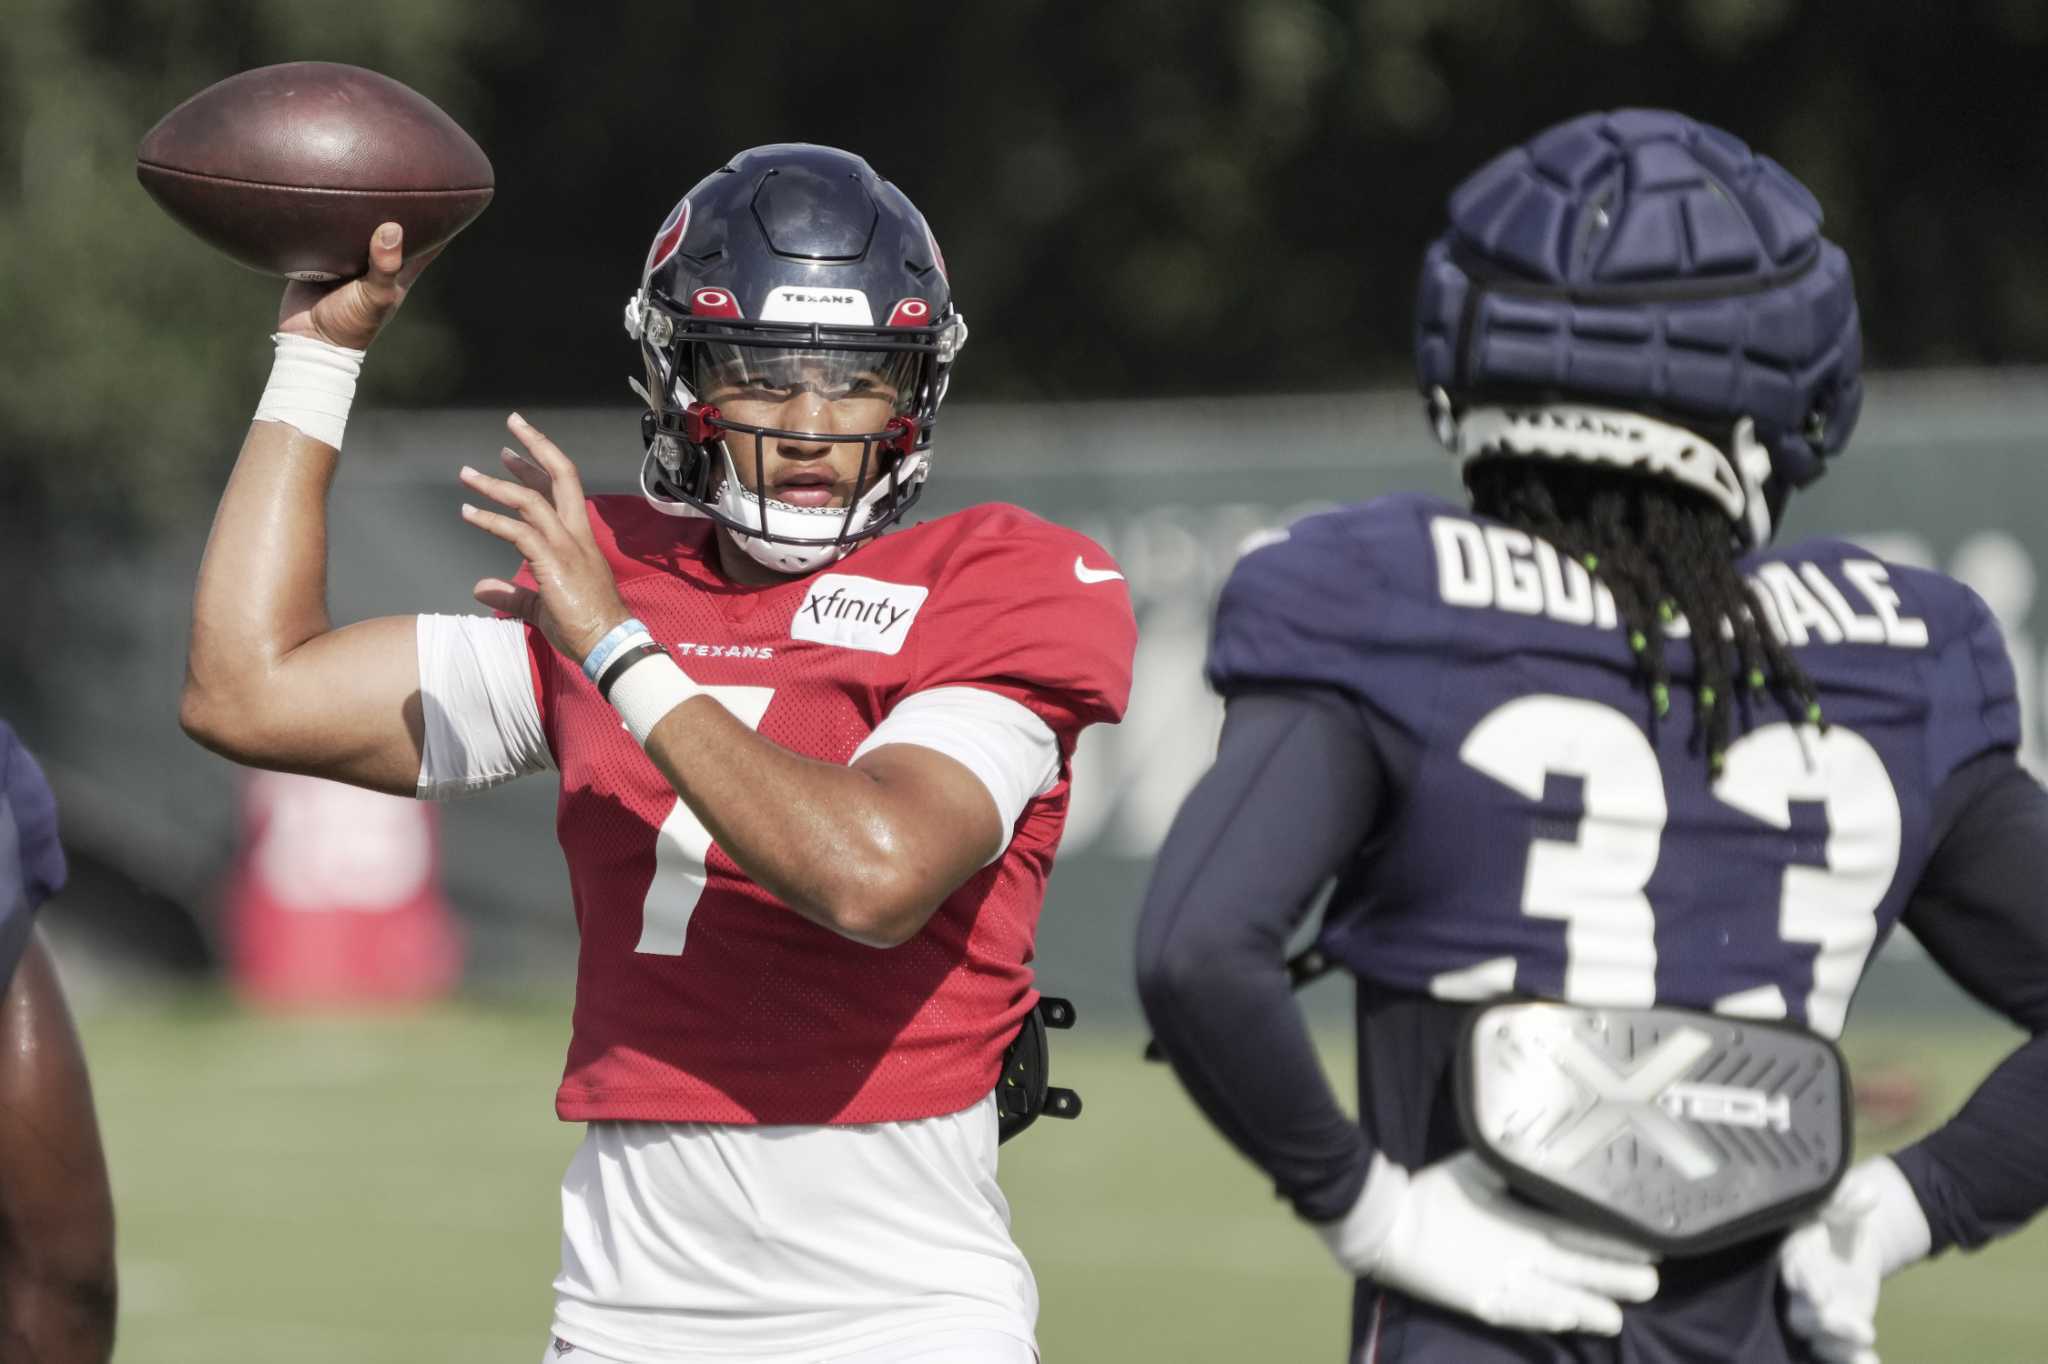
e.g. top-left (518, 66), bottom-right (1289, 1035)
top-left (79, 996), bottom-right (2045, 1362)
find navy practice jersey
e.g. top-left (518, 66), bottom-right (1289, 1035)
top-left (1210, 493), bottom-right (2018, 1040)
top-left (1, 720), bottom-right (65, 988)
top-left (1182, 494), bottom-right (2031, 1362)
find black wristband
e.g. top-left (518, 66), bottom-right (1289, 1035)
top-left (596, 640), bottom-right (670, 701)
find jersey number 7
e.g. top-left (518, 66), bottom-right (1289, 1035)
top-left (635, 686), bottom-right (777, 957)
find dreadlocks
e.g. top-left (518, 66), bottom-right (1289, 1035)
top-left (1465, 457), bottom-right (1824, 773)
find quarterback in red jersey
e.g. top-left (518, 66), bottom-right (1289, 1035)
top-left (181, 144), bottom-right (1134, 1362)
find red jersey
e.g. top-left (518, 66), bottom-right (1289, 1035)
top-left (519, 498), bottom-right (1135, 1126)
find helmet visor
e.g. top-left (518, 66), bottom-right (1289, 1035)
top-left (689, 344), bottom-right (920, 427)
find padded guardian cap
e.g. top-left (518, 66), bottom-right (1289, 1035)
top-left (1415, 110), bottom-right (1861, 545)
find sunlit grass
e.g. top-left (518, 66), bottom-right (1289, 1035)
top-left (79, 997), bottom-right (2043, 1363)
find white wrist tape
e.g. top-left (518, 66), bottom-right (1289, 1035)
top-left (253, 332), bottom-right (366, 450)
top-left (609, 651), bottom-right (700, 745)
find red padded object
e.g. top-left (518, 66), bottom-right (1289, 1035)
top-left (137, 61), bottom-right (494, 281)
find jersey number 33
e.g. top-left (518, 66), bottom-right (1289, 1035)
top-left (1458, 695), bottom-right (1900, 1039)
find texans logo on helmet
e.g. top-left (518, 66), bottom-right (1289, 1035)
top-left (645, 198), bottom-right (691, 277)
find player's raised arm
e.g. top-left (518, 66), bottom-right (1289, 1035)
top-left (180, 224), bottom-right (436, 796)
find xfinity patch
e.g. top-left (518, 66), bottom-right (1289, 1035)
top-left (760, 286), bottom-right (874, 326)
top-left (791, 574), bottom-right (928, 655)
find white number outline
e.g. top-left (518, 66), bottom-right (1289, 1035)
top-left (1452, 694), bottom-right (1902, 1038)
top-left (635, 686), bottom-right (776, 956)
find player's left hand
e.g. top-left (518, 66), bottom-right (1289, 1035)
top-left (1778, 1156), bottom-right (1933, 1364)
top-left (460, 413), bottom-right (632, 665)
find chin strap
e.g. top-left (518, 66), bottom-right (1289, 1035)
top-left (637, 445), bottom-right (703, 521)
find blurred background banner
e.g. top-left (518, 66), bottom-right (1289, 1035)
top-left (225, 771), bottom-right (462, 1007)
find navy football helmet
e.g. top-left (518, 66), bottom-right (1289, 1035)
top-left (624, 144), bottom-right (967, 573)
top-left (1414, 110), bottom-right (1861, 546)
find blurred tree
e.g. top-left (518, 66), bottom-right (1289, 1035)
top-left (0, 0), bottom-right (532, 731)
top-left (432, 0), bottom-right (2048, 408)
top-left (3, 0), bottom-right (2046, 532)
top-left (0, 0), bottom-right (530, 528)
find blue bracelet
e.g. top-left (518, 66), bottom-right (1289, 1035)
top-left (582, 617), bottom-right (652, 683)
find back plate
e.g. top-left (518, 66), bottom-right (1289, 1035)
top-left (1455, 1001), bottom-right (1850, 1255)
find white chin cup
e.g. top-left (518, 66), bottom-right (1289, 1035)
top-left (711, 448), bottom-right (928, 575)
top-left (1432, 389), bottom-right (1775, 546)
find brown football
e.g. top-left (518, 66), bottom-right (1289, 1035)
top-left (137, 62), bottom-right (494, 281)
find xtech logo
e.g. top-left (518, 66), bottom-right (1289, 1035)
top-left (790, 574), bottom-right (930, 655)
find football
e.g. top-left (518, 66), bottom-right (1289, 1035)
top-left (136, 61), bottom-right (493, 282)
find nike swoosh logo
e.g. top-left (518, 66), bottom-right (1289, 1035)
top-left (1074, 556), bottom-right (1124, 585)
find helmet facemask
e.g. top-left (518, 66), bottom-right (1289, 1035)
top-left (630, 290), bottom-right (966, 575)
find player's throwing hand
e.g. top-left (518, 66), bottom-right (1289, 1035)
top-left (461, 414), bottom-right (633, 664)
top-left (277, 222), bottom-right (439, 352)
